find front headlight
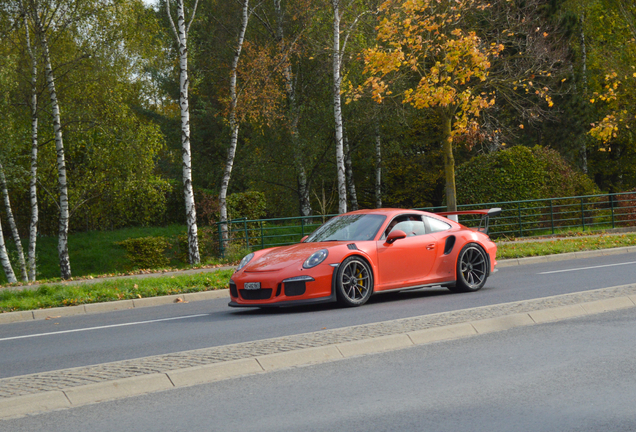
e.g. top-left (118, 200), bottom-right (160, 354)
top-left (236, 252), bottom-right (254, 271)
top-left (303, 249), bottom-right (328, 269)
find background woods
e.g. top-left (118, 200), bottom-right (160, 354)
top-left (0, 0), bottom-right (635, 281)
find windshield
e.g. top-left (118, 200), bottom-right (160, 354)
top-left (305, 214), bottom-right (387, 242)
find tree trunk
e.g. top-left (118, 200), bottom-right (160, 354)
top-left (442, 111), bottom-right (458, 220)
top-left (25, 7), bottom-right (39, 282)
top-left (219, 0), bottom-right (250, 240)
top-left (579, 14), bottom-right (588, 174)
top-left (172, 0), bottom-right (200, 264)
top-left (344, 132), bottom-right (358, 211)
top-left (274, 0), bottom-right (311, 217)
top-left (374, 121), bottom-right (382, 208)
top-left (0, 216), bottom-right (17, 284)
top-left (0, 165), bottom-right (27, 282)
top-left (36, 15), bottom-right (71, 279)
top-left (332, 0), bottom-right (347, 214)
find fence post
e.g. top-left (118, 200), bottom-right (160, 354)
top-left (301, 218), bottom-right (305, 238)
top-left (548, 200), bottom-right (554, 234)
top-left (610, 194), bottom-right (615, 229)
top-left (260, 221), bottom-right (264, 249)
top-left (580, 197), bottom-right (585, 231)
top-left (518, 203), bottom-right (523, 237)
top-left (244, 219), bottom-right (249, 247)
top-left (217, 222), bottom-right (225, 258)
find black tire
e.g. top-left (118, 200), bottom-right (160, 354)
top-left (335, 256), bottom-right (374, 307)
top-left (450, 243), bottom-right (488, 293)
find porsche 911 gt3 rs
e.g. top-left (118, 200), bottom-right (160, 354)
top-left (229, 208), bottom-right (500, 308)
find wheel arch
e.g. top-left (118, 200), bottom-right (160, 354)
top-left (339, 253), bottom-right (377, 293)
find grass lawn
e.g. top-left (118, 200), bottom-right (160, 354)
top-left (1, 225), bottom-right (222, 285)
top-left (0, 269), bottom-right (235, 313)
top-left (497, 233), bottom-right (636, 258)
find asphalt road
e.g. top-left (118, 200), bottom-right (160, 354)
top-left (2, 307), bottom-right (635, 432)
top-left (1, 252), bottom-right (635, 378)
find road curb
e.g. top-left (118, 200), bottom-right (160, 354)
top-left (63, 373), bottom-right (174, 407)
top-left (2, 286), bottom-right (636, 420)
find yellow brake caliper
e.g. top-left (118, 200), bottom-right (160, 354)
top-left (356, 269), bottom-right (364, 294)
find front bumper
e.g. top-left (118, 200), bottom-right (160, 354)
top-left (228, 265), bottom-right (337, 307)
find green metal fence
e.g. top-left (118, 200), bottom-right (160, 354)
top-left (215, 191), bottom-right (636, 257)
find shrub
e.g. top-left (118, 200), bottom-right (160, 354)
top-left (117, 236), bottom-right (170, 269)
top-left (456, 146), bottom-right (598, 205)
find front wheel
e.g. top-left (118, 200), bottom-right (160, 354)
top-left (450, 243), bottom-right (488, 293)
top-left (335, 256), bottom-right (374, 307)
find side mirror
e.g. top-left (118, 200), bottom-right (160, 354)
top-left (300, 235), bottom-right (308, 243)
top-left (386, 230), bottom-right (406, 244)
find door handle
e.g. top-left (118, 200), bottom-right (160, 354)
top-left (426, 243), bottom-right (435, 250)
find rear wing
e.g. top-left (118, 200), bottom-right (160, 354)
top-left (436, 208), bottom-right (501, 234)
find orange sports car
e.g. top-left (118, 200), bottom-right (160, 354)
top-left (229, 208), bottom-right (500, 308)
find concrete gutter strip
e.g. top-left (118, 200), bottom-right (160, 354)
top-left (1, 246), bottom-right (635, 325)
top-left (1, 283), bottom-right (636, 420)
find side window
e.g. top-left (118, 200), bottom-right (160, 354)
top-left (426, 216), bottom-right (452, 233)
top-left (384, 215), bottom-right (426, 238)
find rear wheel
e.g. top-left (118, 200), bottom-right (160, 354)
top-left (450, 243), bottom-right (488, 293)
top-left (335, 256), bottom-right (374, 307)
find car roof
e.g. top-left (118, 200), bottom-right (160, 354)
top-left (344, 208), bottom-right (442, 219)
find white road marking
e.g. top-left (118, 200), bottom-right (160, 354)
top-left (539, 261), bottom-right (636, 275)
top-left (0, 314), bottom-right (210, 342)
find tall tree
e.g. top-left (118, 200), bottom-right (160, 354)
top-left (166, 0), bottom-right (200, 264)
top-left (26, 0), bottom-right (72, 279)
top-left (0, 163), bottom-right (27, 282)
top-left (219, 0), bottom-right (250, 239)
top-left (331, 0), bottom-right (347, 213)
top-left (22, 0), bottom-right (39, 282)
top-left (363, 0), bottom-right (503, 213)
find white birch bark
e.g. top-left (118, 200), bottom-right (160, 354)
top-left (274, 0), bottom-right (311, 217)
top-left (332, 0), bottom-right (347, 214)
top-left (24, 6), bottom-right (39, 282)
top-left (0, 164), bottom-right (27, 282)
top-left (343, 131), bottom-right (358, 211)
top-left (579, 14), bottom-right (588, 174)
top-left (166, 0), bottom-right (200, 264)
top-left (219, 0), bottom-right (250, 240)
top-left (33, 11), bottom-right (71, 279)
top-left (374, 121), bottom-right (382, 208)
top-left (0, 216), bottom-right (17, 284)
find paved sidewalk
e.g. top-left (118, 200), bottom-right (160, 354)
top-left (1, 281), bottom-right (635, 420)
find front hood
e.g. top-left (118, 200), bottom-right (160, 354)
top-left (244, 242), bottom-right (335, 272)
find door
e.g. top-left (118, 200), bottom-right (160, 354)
top-left (376, 228), bottom-right (439, 290)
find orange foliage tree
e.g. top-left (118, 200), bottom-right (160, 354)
top-left (360, 0), bottom-right (503, 212)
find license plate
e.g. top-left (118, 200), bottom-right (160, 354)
top-left (244, 282), bottom-right (261, 290)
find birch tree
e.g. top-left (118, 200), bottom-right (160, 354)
top-left (166, 0), bottom-right (200, 264)
top-left (0, 215), bottom-right (17, 284)
top-left (219, 0), bottom-right (250, 239)
top-left (374, 115), bottom-right (382, 208)
top-left (331, 0), bottom-right (347, 214)
top-left (331, 1), bottom-right (368, 214)
top-left (343, 131), bottom-right (358, 210)
top-left (0, 164), bottom-right (27, 282)
top-left (24, 0), bottom-right (73, 279)
top-left (22, 0), bottom-right (39, 282)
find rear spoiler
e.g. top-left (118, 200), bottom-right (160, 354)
top-left (436, 208), bottom-right (501, 234)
